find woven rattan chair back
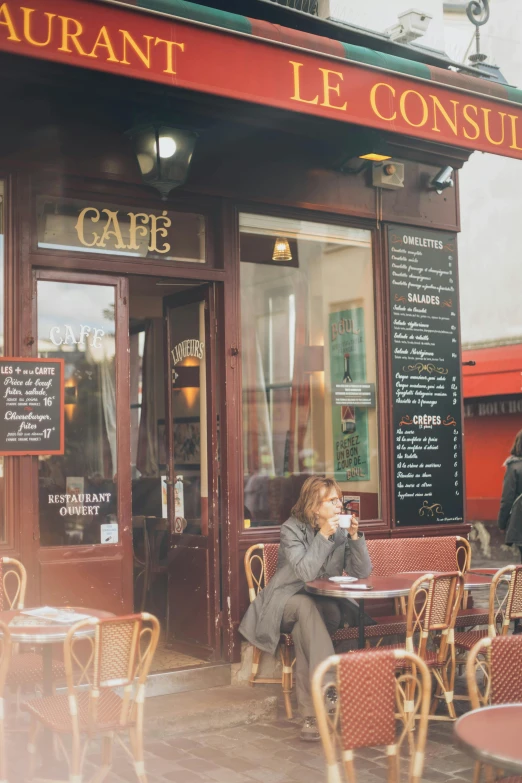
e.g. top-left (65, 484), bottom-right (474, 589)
top-left (405, 572), bottom-right (463, 660)
top-left (312, 648), bottom-right (430, 783)
top-left (467, 632), bottom-right (522, 709)
top-left (0, 557), bottom-right (27, 610)
top-left (366, 537), bottom-right (470, 578)
top-left (244, 543), bottom-right (280, 602)
top-left (65, 613), bottom-right (160, 731)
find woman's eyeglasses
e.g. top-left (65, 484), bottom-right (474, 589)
top-left (322, 496), bottom-right (342, 505)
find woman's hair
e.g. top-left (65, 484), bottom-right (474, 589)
top-left (511, 429), bottom-right (522, 457)
top-left (291, 476), bottom-right (341, 528)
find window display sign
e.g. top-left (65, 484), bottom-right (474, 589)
top-left (0, 358), bottom-right (64, 455)
top-left (328, 306), bottom-right (370, 482)
top-left (388, 225), bottom-right (463, 526)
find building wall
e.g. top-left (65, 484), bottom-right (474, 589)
top-left (318, 0), bottom-right (445, 50)
top-left (443, 0), bottom-right (522, 346)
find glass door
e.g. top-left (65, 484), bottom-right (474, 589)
top-left (35, 270), bottom-right (132, 614)
top-left (163, 284), bottom-right (220, 658)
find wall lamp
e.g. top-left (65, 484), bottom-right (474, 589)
top-left (430, 166), bottom-right (454, 194)
top-left (126, 124), bottom-right (198, 199)
top-left (335, 131), bottom-right (393, 174)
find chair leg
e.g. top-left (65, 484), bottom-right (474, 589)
top-left (281, 645), bottom-right (293, 720)
top-left (70, 733), bottom-right (82, 783)
top-left (27, 715), bottom-right (41, 780)
top-left (129, 725), bottom-right (147, 783)
top-left (250, 647), bottom-right (262, 686)
top-left (90, 734), bottom-right (113, 783)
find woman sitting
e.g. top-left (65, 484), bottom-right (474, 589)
top-left (239, 476), bottom-right (372, 741)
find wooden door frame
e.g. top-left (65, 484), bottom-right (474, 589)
top-left (163, 282), bottom-right (221, 657)
top-left (29, 268), bottom-right (132, 612)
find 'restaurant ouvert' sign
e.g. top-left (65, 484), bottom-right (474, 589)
top-left (2, 0), bottom-right (522, 160)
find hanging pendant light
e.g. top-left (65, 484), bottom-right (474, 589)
top-left (272, 236), bottom-right (292, 262)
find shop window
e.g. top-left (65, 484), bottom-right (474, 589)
top-left (37, 281), bottom-right (118, 546)
top-left (240, 214), bottom-right (380, 527)
top-left (0, 183), bottom-right (5, 542)
top-left (36, 197), bottom-right (206, 263)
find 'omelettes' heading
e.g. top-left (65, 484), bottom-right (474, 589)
top-left (1, 1), bottom-right (522, 160)
top-left (401, 236), bottom-right (444, 249)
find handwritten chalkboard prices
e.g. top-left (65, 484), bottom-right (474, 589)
top-left (0, 358), bottom-right (64, 455)
top-left (388, 225), bottom-right (463, 527)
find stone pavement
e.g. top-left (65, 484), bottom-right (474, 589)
top-left (5, 684), bottom-right (477, 783)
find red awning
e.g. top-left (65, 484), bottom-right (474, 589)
top-left (463, 344), bottom-right (522, 398)
top-left (2, 0), bottom-right (522, 160)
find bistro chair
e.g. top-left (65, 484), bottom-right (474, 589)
top-left (244, 543), bottom-right (295, 719)
top-left (466, 634), bottom-right (522, 783)
top-left (244, 543), bottom-right (412, 718)
top-left (0, 557), bottom-right (65, 694)
top-left (365, 536), bottom-right (484, 627)
top-left (0, 620), bottom-right (12, 783)
top-left (454, 565), bottom-right (522, 660)
top-left (378, 572), bottom-right (464, 721)
top-left (312, 648), bottom-right (431, 783)
top-left (26, 612), bottom-right (160, 783)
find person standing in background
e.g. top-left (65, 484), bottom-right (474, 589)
top-left (498, 429), bottom-right (522, 564)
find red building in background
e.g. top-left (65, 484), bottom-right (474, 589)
top-left (463, 344), bottom-right (522, 522)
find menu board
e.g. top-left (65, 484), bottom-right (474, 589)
top-left (0, 358), bottom-right (64, 455)
top-left (388, 225), bottom-right (463, 527)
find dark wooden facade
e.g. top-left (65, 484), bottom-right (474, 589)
top-left (0, 51), bottom-right (471, 662)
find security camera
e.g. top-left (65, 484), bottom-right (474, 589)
top-left (430, 166), bottom-right (454, 194)
top-left (385, 9), bottom-right (432, 44)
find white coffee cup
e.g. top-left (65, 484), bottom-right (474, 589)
top-left (339, 514), bottom-right (352, 529)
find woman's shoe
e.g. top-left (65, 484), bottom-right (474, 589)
top-left (325, 685), bottom-right (338, 715)
top-left (300, 716), bottom-right (320, 742)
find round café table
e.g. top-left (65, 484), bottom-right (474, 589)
top-left (306, 571), bottom-right (495, 649)
top-left (455, 704), bottom-right (522, 774)
top-left (0, 606), bottom-right (114, 779)
top-left (0, 606), bottom-right (114, 693)
top-left (306, 574), bottom-right (417, 649)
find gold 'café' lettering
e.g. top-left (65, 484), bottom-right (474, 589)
top-left (75, 208), bottom-right (171, 253)
top-left (289, 61), bottom-right (522, 152)
top-left (0, 3), bottom-right (185, 74)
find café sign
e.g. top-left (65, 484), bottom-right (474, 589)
top-left (2, 0), bottom-right (522, 160)
top-left (75, 207), bottom-right (171, 254)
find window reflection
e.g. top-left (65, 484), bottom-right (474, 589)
top-left (240, 214), bottom-right (380, 527)
top-left (37, 281), bottom-right (117, 546)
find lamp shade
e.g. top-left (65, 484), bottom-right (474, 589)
top-left (272, 237), bottom-right (292, 261)
top-left (127, 124), bottom-right (198, 199)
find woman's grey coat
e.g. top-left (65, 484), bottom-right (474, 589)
top-left (498, 456), bottom-right (522, 546)
top-left (239, 516), bottom-right (372, 655)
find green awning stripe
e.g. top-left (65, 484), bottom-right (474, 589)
top-left (136, 0), bottom-right (522, 108)
top-left (340, 43), bottom-right (431, 80)
top-left (136, 0), bottom-right (252, 35)
top-left (505, 86), bottom-right (522, 106)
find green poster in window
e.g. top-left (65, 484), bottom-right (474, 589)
top-left (328, 306), bottom-right (370, 481)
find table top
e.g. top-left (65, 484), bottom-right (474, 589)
top-left (455, 704), bottom-right (522, 773)
top-left (306, 574), bottom-right (419, 599)
top-left (0, 607), bottom-right (114, 643)
top-left (306, 570), bottom-right (494, 599)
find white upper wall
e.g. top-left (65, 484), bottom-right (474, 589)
top-left (318, 0), bottom-right (446, 51)
top-left (443, 0), bottom-right (522, 345)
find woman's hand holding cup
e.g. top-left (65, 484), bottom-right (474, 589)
top-left (339, 514), bottom-right (359, 540)
top-left (319, 514), bottom-right (340, 539)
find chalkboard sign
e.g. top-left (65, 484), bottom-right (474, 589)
top-left (388, 225), bottom-right (463, 527)
top-left (0, 358), bottom-right (64, 455)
